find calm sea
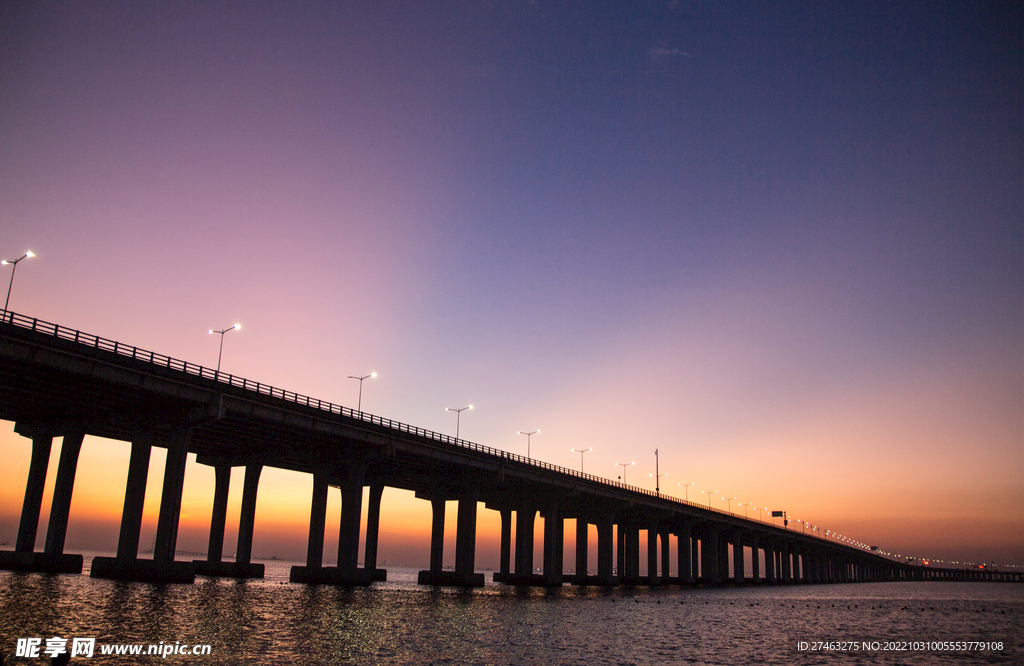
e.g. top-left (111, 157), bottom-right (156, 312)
top-left (1, 553), bottom-right (1020, 665)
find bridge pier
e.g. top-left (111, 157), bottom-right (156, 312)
top-left (293, 463), bottom-right (382, 585)
top-left (418, 486), bottom-right (484, 586)
top-left (542, 500), bottom-right (563, 585)
top-left (194, 463), bottom-right (265, 579)
top-left (93, 427), bottom-right (196, 582)
top-left (0, 426), bottom-right (85, 574)
top-left (362, 483), bottom-right (387, 581)
top-left (701, 525), bottom-right (722, 584)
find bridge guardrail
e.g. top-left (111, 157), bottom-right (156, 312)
top-left (2, 309), bottom-right (850, 544)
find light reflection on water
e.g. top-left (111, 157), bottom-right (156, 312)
top-left (0, 556), bottom-right (1020, 665)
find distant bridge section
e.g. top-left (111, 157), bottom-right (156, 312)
top-left (1, 310), bottom-right (1018, 585)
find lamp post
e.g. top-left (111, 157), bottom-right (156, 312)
top-left (208, 324), bottom-right (240, 373)
top-left (571, 448), bottom-right (592, 473)
top-left (722, 496), bottom-right (737, 513)
top-left (615, 462), bottom-right (634, 485)
top-left (679, 482), bottom-right (694, 501)
top-left (518, 430), bottom-right (539, 458)
top-left (347, 373), bottom-right (376, 412)
top-left (650, 448), bottom-right (668, 494)
top-left (703, 490), bottom-right (717, 508)
top-left (446, 405), bottom-right (472, 441)
top-left (739, 502), bottom-right (750, 519)
top-left (2, 250), bottom-right (34, 319)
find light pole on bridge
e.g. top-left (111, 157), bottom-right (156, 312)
top-left (447, 405), bottom-right (472, 442)
top-left (650, 448), bottom-right (667, 495)
top-left (679, 482), bottom-right (694, 501)
top-left (722, 496), bottom-right (737, 513)
top-left (518, 430), bottom-right (539, 458)
top-left (208, 324), bottom-right (240, 373)
top-left (703, 490), bottom-right (717, 508)
top-left (571, 448), bottom-right (592, 474)
top-left (347, 373), bottom-right (376, 412)
top-left (2, 250), bottom-right (34, 319)
top-left (615, 461), bottom-right (634, 485)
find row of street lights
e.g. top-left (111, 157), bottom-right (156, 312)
top-left (7, 250), bottom-right (842, 546)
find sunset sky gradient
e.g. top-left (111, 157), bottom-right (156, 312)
top-left (1, 1), bottom-right (1021, 569)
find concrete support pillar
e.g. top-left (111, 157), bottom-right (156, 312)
top-left (515, 506), bottom-right (535, 576)
top-left (677, 525), bottom-right (692, 583)
top-left (660, 527), bottom-right (671, 584)
top-left (764, 543), bottom-right (776, 582)
top-left (306, 471), bottom-right (329, 569)
top-left (337, 463), bottom-right (367, 577)
top-left (154, 427), bottom-right (191, 563)
top-left (702, 527), bottom-right (721, 584)
top-left (733, 536), bottom-right (744, 583)
top-left (206, 465), bottom-right (231, 563)
top-left (596, 514), bottom-right (614, 583)
top-left (647, 523), bottom-right (660, 584)
top-left (782, 543), bottom-right (792, 583)
top-left (717, 533), bottom-right (729, 582)
top-left (16, 432), bottom-right (53, 553)
top-left (116, 439), bottom-right (152, 560)
top-left (691, 533), bottom-right (700, 579)
top-left (363, 484), bottom-right (384, 573)
top-left (500, 508), bottom-right (512, 575)
top-left (454, 486), bottom-right (480, 576)
top-left (429, 495), bottom-right (446, 574)
top-left (44, 432), bottom-right (85, 555)
top-left (750, 537), bottom-right (760, 582)
top-left (625, 525), bottom-right (641, 580)
top-left (575, 515), bottom-right (588, 577)
top-left (542, 500), bottom-right (563, 585)
top-left (235, 464), bottom-right (262, 566)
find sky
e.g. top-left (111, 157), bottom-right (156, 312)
top-left (1, 1), bottom-right (1021, 570)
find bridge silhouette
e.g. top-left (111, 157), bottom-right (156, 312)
top-left (1, 310), bottom-right (1018, 585)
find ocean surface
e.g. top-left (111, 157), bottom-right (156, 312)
top-left (1, 553), bottom-right (1020, 665)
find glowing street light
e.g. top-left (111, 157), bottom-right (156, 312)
top-left (347, 372), bottom-right (377, 412)
top-left (446, 405), bottom-right (472, 441)
top-left (208, 324), bottom-right (240, 373)
top-left (518, 430), bottom-right (539, 458)
top-left (721, 496), bottom-right (737, 513)
top-left (571, 447), bottom-right (592, 473)
top-left (703, 490), bottom-right (717, 508)
top-left (615, 461), bottom-right (635, 485)
top-left (738, 502), bottom-right (751, 519)
top-left (679, 482), bottom-right (694, 502)
top-left (2, 250), bottom-right (34, 318)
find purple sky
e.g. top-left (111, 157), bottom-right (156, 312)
top-left (1, 2), bottom-right (1021, 567)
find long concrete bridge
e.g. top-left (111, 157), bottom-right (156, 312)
top-left (1, 311), bottom-right (1019, 586)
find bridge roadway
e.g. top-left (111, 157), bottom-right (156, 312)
top-left (1, 311), bottom-right (1018, 586)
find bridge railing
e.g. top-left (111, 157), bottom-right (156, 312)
top-left (2, 309), bottom-right (844, 538)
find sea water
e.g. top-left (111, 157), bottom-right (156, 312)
top-left (0, 554), bottom-right (1020, 665)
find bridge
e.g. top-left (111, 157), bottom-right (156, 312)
top-left (1, 310), bottom-right (1018, 586)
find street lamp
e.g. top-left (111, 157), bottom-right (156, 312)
top-left (722, 496), bottom-right (737, 513)
top-left (446, 405), bottom-right (472, 441)
top-left (571, 448), bottom-right (592, 473)
top-left (2, 250), bottom-right (34, 318)
top-left (703, 490), bottom-right (717, 508)
top-left (208, 324), bottom-right (240, 373)
top-left (347, 372), bottom-right (376, 412)
top-left (615, 461), bottom-right (634, 484)
top-left (739, 502), bottom-right (751, 519)
top-left (518, 430), bottom-right (539, 458)
top-left (679, 482), bottom-right (694, 501)
top-left (650, 448), bottom-right (667, 494)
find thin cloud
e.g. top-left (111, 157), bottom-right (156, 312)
top-left (647, 47), bottom-right (690, 63)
